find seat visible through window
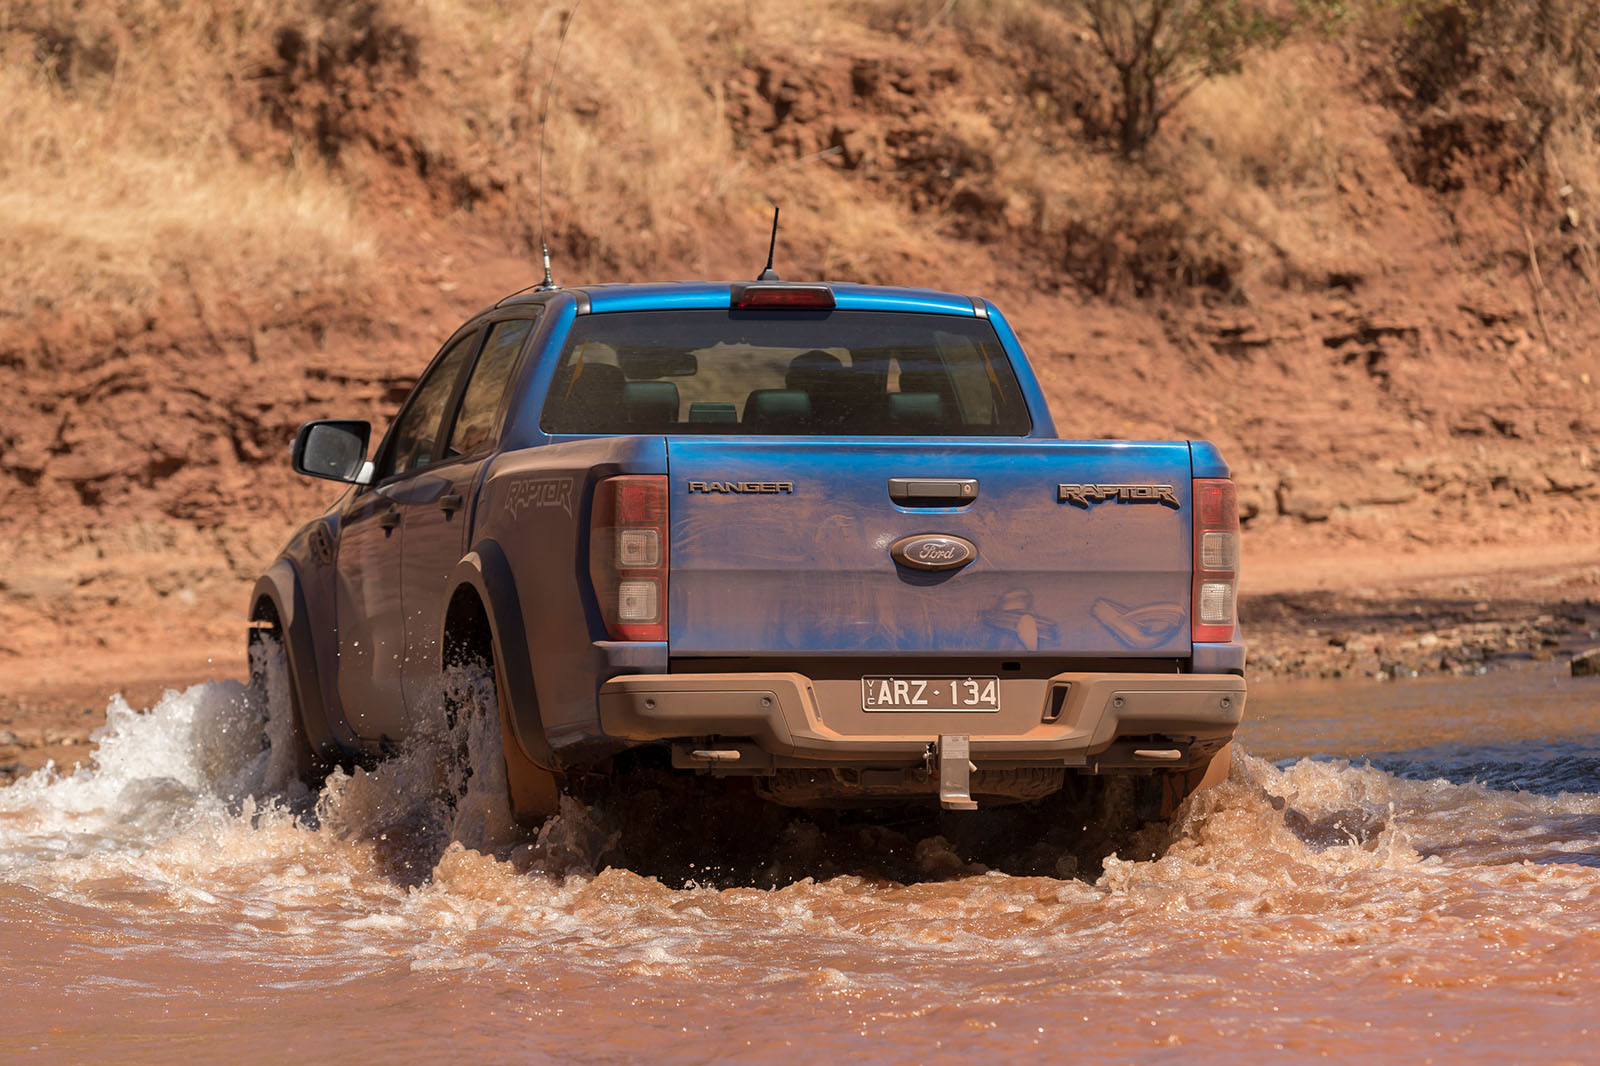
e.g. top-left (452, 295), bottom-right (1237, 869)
top-left (743, 389), bottom-right (812, 430)
top-left (623, 381), bottom-right (679, 427)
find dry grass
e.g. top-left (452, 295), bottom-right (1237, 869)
top-left (0, 0), bottom-right (899, 314)
top-left (2, 0), bottom-right (1591, 323)
top-left (1172, 43), bottom-right (1360, 293)
top-left (0, 0), bottom-right (1363, 317)
top-left (1545, 120), bottom-right (1600, 298)
top-left (1183, 45), bottom-right (1338, 193)
top-left (534, 0), bottom-right (988, 282)
top-left (388, 0), bottom-right (900, 277)
top-left (828, 3), bottom-right (1364, 298)
top-left (0, 4), bottom-right (377, 318)
top-left (0, 0), bottom-right (780, 318)
top-left (533, 0), bottom-right (747, 270)
top-left (1529, 42), bottom-right (1600, 302)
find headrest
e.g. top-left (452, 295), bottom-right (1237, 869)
top-left (786, 349), bottom-right (843, 392)
top-left (622, 380), bottom-right (679, 425)
top-left (567, 362), bottom-right (625, 411)
top-left (745, 389), bottom-right (813, 428)
top-left (887, 392), bottom-right (944, 425)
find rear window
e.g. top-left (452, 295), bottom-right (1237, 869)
top-left (539, 310), bottom-right (1032, 436)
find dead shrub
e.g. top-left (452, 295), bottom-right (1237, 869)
top-left (1057, 174), bottom-right (1243, 299)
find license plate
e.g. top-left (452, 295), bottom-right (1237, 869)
top-left (860, 676), bottom-right (1000, 712)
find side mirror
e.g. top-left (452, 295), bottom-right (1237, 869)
top-left (292, 420), bottom-right (372, 484)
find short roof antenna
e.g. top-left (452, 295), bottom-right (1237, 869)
top-left (535, 2), bottom-right (584, 291)
top-left (757, 207), bottom-right (781, 281)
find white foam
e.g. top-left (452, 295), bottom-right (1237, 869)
top-left (0, 640), bottom-right (521, 885)
top-left (0, 679), bottom-right (274, 873)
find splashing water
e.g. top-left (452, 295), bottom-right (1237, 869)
top-left (2, 654), bottom-right (1599, 1062)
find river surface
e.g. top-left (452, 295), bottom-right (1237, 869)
top-left (3, 653), bottom-right (1599, 1064)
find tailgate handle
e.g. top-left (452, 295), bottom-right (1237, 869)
top-left (888, 477), bottom-right (978, 506)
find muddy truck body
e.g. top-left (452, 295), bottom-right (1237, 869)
top-left (252, 281), bottom-right (1245, 818)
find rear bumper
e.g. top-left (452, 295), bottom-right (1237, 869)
top-left (596, 670), bottom-right (1245, 772)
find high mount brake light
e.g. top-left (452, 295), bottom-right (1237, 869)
top-left (590, 475), bottom-right (669, 641)
top-left (731, 284), bottom-right (836, 310)
top-left (1192, 478), bottom-right (1239, 644)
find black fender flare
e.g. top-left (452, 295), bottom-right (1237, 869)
top-left (443, 541), bottom-right (559, 772)
top-left (249, 560), bottom-right (340, 762)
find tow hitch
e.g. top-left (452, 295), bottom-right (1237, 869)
top-left (936, 734), bottom-right (979, 811)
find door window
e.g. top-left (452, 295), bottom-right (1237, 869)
top-left (447, 317), bottom-right (537, 458)
top-left (379, 330), bottom-right (481, 480)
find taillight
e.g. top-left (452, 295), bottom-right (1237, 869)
top-left (730, 283), bottom-right (836, 310)
top-left (590, 475), bottom-right (668, 641)
top-left (1192, 479), bottom-right (1239, 644)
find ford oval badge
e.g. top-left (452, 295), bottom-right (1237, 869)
top-left (890, 533), bottom-right (977, 572)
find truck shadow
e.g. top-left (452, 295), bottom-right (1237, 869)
top-left (558, 762), bottom-right (1175, 889)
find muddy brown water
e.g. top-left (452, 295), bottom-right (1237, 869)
top-left (3, 652), bottom-right (1599, 1063)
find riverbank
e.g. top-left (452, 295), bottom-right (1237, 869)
top-left (1243, 552), bottom-right (1600, 682)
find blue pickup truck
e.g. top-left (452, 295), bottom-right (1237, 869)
top-left (251, 280), bottom-right (1245, 821)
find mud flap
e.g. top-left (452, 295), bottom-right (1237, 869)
top-left (489, 640), bottom-right (560, 823)
top-left (1156, 741), bottom-right (1235, 821)
top-left (938, 734), bottom-right (979, 811)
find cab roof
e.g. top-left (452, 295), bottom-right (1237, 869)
top-left (496, 281), bottom-right (983, 317)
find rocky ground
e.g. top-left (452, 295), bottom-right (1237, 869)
top-left (1244, 562), bottom-right (1600, 682)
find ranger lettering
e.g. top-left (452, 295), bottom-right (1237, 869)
top-left (687, 480), bottom-right (795, 494)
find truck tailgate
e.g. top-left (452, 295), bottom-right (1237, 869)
top-left (666, 440), bottom-right (1194, 657)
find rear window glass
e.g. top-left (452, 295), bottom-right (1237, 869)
top-left (538, 310), bottom-right (1032, 436)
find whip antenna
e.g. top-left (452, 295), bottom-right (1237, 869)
top-left (536, 2), bottom-right (584, 290)
top-left (757, 207), bottom-right (780, 281)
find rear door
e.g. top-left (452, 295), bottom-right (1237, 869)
top-left (398, 316), bottom-right (540, 714)
top-left (336, 327), bottom-right (480, 740)
top-left (665, 440), bottom-right (1193, 658)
